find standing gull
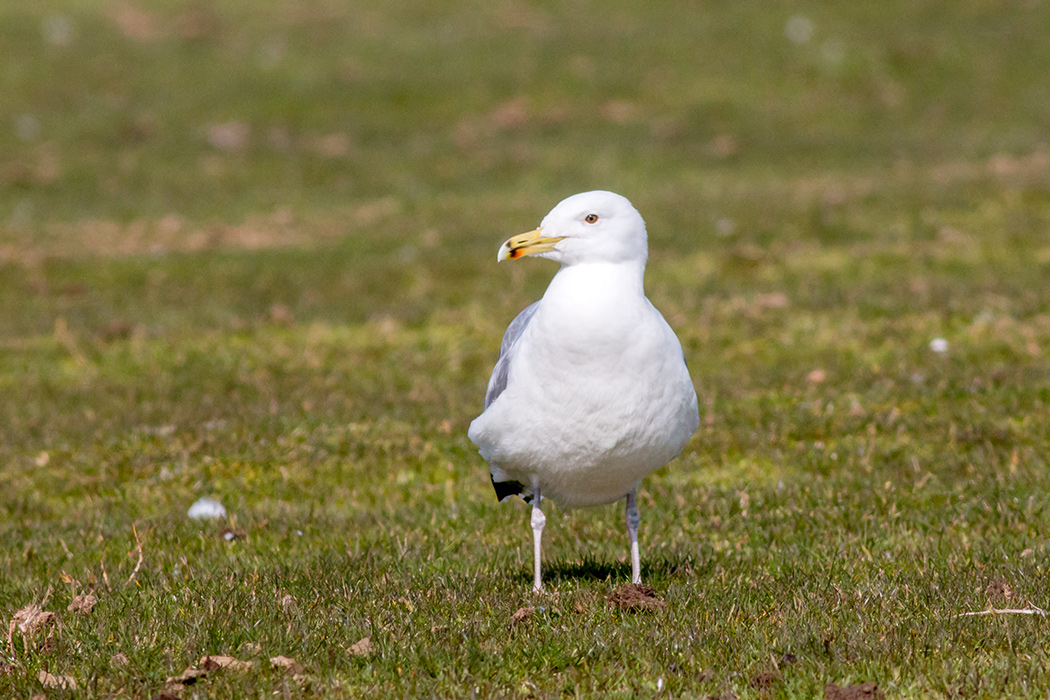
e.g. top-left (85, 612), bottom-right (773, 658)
top-left (468, 191), bottom-right (699, 592)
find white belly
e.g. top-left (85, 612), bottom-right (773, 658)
top-left (469, 290), bottom-right (699, 507)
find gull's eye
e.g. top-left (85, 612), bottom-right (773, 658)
top-left (584, 213), bottom-right (599, 224)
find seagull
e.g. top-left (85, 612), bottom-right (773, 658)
top-left (468, 191), bottom-right (699, 592)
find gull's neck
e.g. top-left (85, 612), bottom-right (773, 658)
top-left (546, 260), bottom-right (647, 301)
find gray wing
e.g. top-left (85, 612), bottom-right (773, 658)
top-left (484, 301), bottom-right (540, 408)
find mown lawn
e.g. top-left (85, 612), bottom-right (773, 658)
top-left (2, 1), bottom-right (1050, 697)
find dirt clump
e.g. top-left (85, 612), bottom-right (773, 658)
top-left (749, 671), bottom-right (782, 690)
top-left (67, 594), bottom-right (98, 614)
top-left (509, 606), bottom-right (534, 625)
top-left (608, 583), bottom-right (667, 611)
top-left (825, 681), bottom-right (883, 700)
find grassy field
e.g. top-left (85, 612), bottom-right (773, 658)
top-left (3, 0), bottom-right (1050, 697)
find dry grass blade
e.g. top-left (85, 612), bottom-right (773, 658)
top-left (954, 606), bottom-right (1050, 618)
top-left (125, 524), bottom-right (144, 587)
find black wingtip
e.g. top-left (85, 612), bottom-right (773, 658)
top-left (491, 476), bottom-right (532, 503)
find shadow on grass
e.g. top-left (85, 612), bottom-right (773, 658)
top-left (513, 553), bottom-right (703, 587)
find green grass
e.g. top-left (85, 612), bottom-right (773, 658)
top-left (3, 0), bottom-right (1050, 697)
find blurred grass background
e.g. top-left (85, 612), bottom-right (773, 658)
top-left (2, 1), bottom-right (1050, 698)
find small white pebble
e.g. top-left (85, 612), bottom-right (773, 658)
top-left (15, 114), bottom-right (41, 141)
top-left (43, 14), bottom-right (74, 46)
top-left (397, 244), bottom-right (419, 264)
top-left (206, 121), bottom-right (250, 151)
top-left (929, 338), bottom-right (949, 353)
top-left (187, 497), bottom-right (227, 520)
top-left (785, 15), bottom-right (814, 44)
top-left (11, 199), bottom-right (34, 226)
top-left (821, 38), bottom-right (846, 67)
top-left (657, 677), bottom-right (664, 691)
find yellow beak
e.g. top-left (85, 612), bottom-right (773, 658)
top-left (497, 227), bottom-right (566, 262)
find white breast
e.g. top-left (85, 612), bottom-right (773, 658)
top-left (469, 262), bottom-right (699, 507)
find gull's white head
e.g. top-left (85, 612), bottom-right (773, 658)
top-left (498, 190), bottom-right (648, 267)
